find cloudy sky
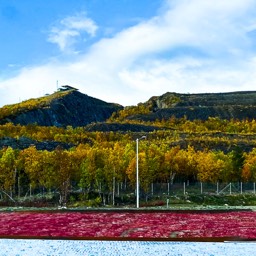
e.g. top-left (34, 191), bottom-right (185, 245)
top-left (1, 0), bottom-right (256, 107)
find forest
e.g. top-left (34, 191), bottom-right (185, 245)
top-left (1, 116), bottom-right (256, 207)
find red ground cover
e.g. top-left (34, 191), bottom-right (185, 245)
top-left (0, 210), bottom-right (255, 240)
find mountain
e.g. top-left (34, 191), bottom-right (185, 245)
top-left (124, 91), bottom-right (256, 122)
top-left (0, 87), bottom-right (123, 127)
top-left (1, 89), bottom-right (256, 152)
top-left (1, 89), bottom-right (256, 130)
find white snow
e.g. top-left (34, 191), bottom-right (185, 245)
top-left (0, 239), bottom-right (255, 256)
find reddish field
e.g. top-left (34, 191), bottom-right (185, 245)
top-left (0, 210), bottom-right (255, 240)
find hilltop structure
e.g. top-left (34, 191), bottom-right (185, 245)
top-left (58, 85), bottom-right (79, 92)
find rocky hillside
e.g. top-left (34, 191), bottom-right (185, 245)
top-left (1, 89), bottom-right (256, 130)
top-left (125, 91), bottom-right (256, 122)
top-left (0, 88), bottom-right (123, 127)
top-left (1, 90), bottom-right (256, 152)
top-left (0, 136), bottom-right (74, 151)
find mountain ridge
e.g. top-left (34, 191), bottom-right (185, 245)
top-left (1, 89), bottom-right (256, 128)
top-left (0, 88), bottom-right (122, 127)
top-left (123, 90), bottom-right (256, 122)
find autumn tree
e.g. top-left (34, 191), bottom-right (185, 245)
top-left (0, 147), bottom-right (17, 200)
top-left (196, 151), bottom-right (227, 183)
top-left (242, 149), bottom-right (256, 182)
top-left (79, 145), bottom-right (106, 199)
top-left (162, 146), bottom-right (180, 183)
top-left (172, 146), bottom-right (198, 181)
top-left (20, 146), bottom-right (42, 190)
top-left (51, 147), bottom-right (79, 206)
top-left (140, 143), bottom-right (164, 194)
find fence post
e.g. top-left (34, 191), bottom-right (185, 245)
top-left (240, 182), bottom-right (243, 194)
top-left (201, 182), bottom-right (203, 194)
top-left (18, 177), bottom-right (21, 199)
top-left (217, 182), bottom-right (219, 195)
top-left (167, 182), bottom-right (170, 196)
top-left (230, 183), bottom-right (232, 195)
top-left (183, 182), bottom-right (186, 195)
top-left (112, 176), bottom-right (115, 206)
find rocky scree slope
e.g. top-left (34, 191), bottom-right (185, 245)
top-left (126, 91), bottom-right (256, 122)
top-left (0, 90), bottom-right (123, 127)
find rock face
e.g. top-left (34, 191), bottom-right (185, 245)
top-left (0, 90), bottom-right (123, 127)
top-left (128, 91), bottom-right (256, 121)
top-left (2, 90), bottom-right (256, 130)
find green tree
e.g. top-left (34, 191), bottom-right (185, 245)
top-left (227, 147), bottom-right (245, 182)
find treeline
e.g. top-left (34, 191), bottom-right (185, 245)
top-left (2, 117), bottom-right (256, 142)
top-left (0, 123), bottom-right (129, 144)
top-left (109, 114), bottom-right (256, 134)
top-left (1, 118), bottom-right (256, 205)
top-left (1, 141), bottom-right (256, 205)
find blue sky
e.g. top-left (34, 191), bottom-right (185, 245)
top-left (1, 0), bottom-right (256, 107)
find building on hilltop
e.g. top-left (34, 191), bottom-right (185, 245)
top-left (58, 85), bottom-right (79, 91)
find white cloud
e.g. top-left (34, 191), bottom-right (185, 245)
top-left (1, 0), bottom-right (256, 107)
top-left (47, 12), bottom-right (98, 52)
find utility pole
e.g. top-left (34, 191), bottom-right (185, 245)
top-left (136, 136), bottom-right (146, 208)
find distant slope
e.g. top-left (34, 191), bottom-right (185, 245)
top-left (84, 122), bottom-right (167, 132)
top-left (124, 91), bottom-right (256, 122)
top-left (0, 89), bottom-right (123, 127)
top-left (2, 90), bottom-right (256, 130)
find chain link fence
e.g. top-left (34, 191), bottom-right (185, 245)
top-left (111, 181), bottom-right (256, 197)
top-left (1, 181), bottom-right (255, 207)
top-left (116, 181), bottom-right (256, 207)
top-left (145, 181), bottom-right (256, 196)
